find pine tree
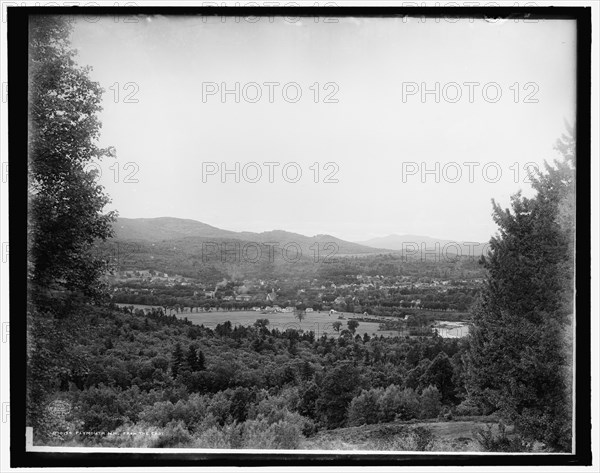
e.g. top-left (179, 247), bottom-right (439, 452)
top-left (419, 351), bottom-right (456, 404)
top-left (466, 127), bottom-right (575, 451)
top-left (185, 344), bottom-right (205, 372)
top-left (171, 343), bottom-right (185, 378)
top-left (196, 348), bottom-right (206, 371)
top-left (185, 344), bottom-right (197, 372)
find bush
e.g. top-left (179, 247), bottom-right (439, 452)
top-left (377, 426), bottom-right (436, 451)
top-left (241, 415), bottom-right (303, 449)
top-left (347, 388), bottom-right (383, 426)
top-left (151, 420), bottom-right (193, 448)
top-left (194, 425), bottom-right (231, 449)
top-left (419, 385), bottom-right (442, 419)
top-left (207, 390), bottom-right (233, 426)
top-left (476, 422), bottom-right (532, 452)
top-left (380, 385), bottom-right (420, 422)
top-left (139, 401), bottom-right (175, 427)
top-left (437, 406), bottom-right (453, 421)
top-left (454, 398), bottom-right (482, 417)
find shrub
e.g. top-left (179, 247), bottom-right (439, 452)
top-left (419, 385), bottom-right (442, 419)
top-left (377, 426), bottom-right (436, 451)
top-left (379, 385), bottom-right (420, 422)
top-left (241, 415), bottom-right (303, 449)
top-left (454, 398), bottom-right (482, 417)
top-left (437, 406), bottom-right (453, 421)
top-left (151, 420), bottom-right (193, 448)
top-left (476, 422), bottom-right (532, 452)
top-left (139, 401), bottom-right (175, 427)
top-left (347, 388), bottom-right (383, 426)
top-left (207, 390), bottom-right (233, 426)
top-left (194, 425), bottom-right (231, 449)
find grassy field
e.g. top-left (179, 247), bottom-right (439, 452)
top-left (116, 304), bottom-right (470, 338)
top-left (177, 310), bottom-right (390, 339)
top-left (302, 417), bottom-right (509, 451)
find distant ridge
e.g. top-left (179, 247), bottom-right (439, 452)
top-left (112, 217), bottom-right (385, 255)
top-left (113, 217), bottom-right (240, 241)
top-left (355, 234), bottom-right (489, 257)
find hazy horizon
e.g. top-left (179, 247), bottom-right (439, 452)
top-left (114, 214), bottom-right (491, 245)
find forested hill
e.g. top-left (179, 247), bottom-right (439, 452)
top-left (105, 218), bottom-right (488, 283)
top-left (113, 217), bottom-right (384, 255)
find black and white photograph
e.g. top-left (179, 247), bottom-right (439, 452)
top-left (2, 2), bottom-right (597, 470)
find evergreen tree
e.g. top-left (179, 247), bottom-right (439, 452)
top-left (419, 351), bottom-right (456, 404)
top-left (466, 128), bottom-right (575, 451)
top-left (171, 343), bottom-right (185, 378)
top-left (186, 344), bottom-right (199, 372)
top-left (196, 348), bottom-right (206, 371)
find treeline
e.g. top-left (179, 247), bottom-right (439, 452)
top-left (110, 279), bottom-right (480, 316)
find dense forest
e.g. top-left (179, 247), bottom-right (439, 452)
top-left (29, 303), bottom-right (476, 449)
top-left (25, 15), bottom-right (575, 453)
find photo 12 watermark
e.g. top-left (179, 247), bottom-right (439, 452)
top-left (401, 81), bottom-right (539, 104)
top-left (92, 241), bottom-right (142, 270)
top-left (201, 241), bottom-right (339, 264)
top-left (2, 2), bottom-right (140, 24)
top-left (199, 1), bottom-right (340, 24)
top-left (108, 81), bottom-right (140, 103)
top-left (201, 161), bottom-right (339, 183)
top-left (401, 161), bottom-right (543, 184)
top-left (400, 241), bottom-right (491, 262)
top-left (201, 81), bottom-right (339, 104)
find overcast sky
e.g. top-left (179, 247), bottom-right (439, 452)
top-left (69, 15), bottom-right (576, 242)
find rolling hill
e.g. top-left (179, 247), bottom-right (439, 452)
top-left (113, 217), bottom-right (386, 256)
top-left (103, 218), bottom-right (487, 282)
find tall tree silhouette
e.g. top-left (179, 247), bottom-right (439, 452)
top-left (27, 15), bottom-right (116, 434)
top-left (466, 126), bottom-right (575, 451)
top-left (28, 15), bottom-right (116, 308)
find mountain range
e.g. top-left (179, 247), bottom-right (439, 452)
top-left (113, 217), bottom-right (488, 257)
top-left (112, 217), bottom-right (383, 256)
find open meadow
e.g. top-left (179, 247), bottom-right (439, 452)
top-left (116, 304), bottom-right (469, 338)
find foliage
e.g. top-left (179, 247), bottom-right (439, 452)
top-left (466, 127), bottom-right (575, 451)
top-left (26, 15), bottom-right (117, 432)
top-left (347, 320), bottom-right (359, 334)
top-left (420, 385), bottom-right (442, 419)
top-left (476, 422), bottom-right (532, 452)
top-left (347, 388), bottom-right (383, 426)
top-left (419, 351), bottom-right (456, 404)
top-left (28, 15), bottom-right (116, 306)
top-left (315, 361), bottom-right (361, 429)
top-left (379, 385), bottom-right (420, 422)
